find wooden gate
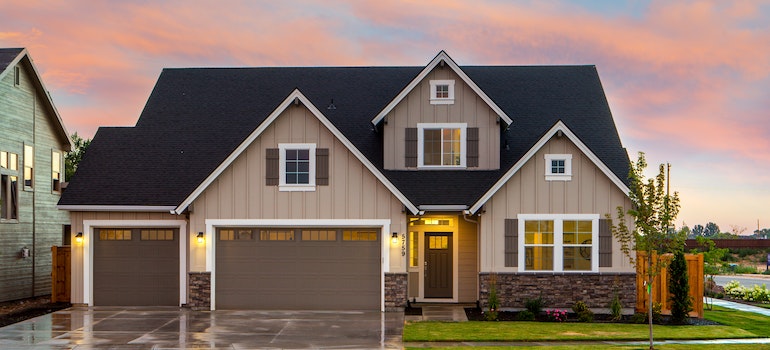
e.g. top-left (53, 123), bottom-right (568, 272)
top-left (636, 252), bottom-right (704, 318)
top-left (51, 246), bottom-right (70, 303)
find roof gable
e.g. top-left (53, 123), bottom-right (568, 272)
top-left (371, 51), bottom-right (513, 126)
top-left (469, 120), bottom-right (631, 214)
top-left (173, 89), bottom-right (419, 215)
top-left (0, 48), bottom-right (73, 151)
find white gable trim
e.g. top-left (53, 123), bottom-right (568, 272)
top-left (173, 89), bottom-right (419, 215)
top-left (371, 50), bottom-right (513, 126)
top-left (1, 49), bottom-right (73, 151)
top-left (469, 121), bottom-right (631, 214)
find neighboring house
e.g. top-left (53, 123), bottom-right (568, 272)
top-left (0, 48), bottom-right (72, 303)
top-left (59, 51), bottom-right (635, 311)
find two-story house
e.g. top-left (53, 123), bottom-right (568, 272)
top-left (1, 48), bottom-right (72, 303)
top-left (59, 51), bottom-right (635, 311)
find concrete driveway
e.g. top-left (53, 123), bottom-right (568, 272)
top-left (0, 306), bottom-right (404, 349)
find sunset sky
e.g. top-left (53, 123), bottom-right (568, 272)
top-left (2, 1), bottom-right (768, 233)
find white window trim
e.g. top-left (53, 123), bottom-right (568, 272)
top-left (429, 79), bottom-right (455, 105)
top-left (278, 143), bottom-right (316, 192)
top-left (517, 214), bottom-right (599, 272)
top-left (545, 154), bottom-right (572, 181)
top-left (417, 123), bottom-right (467, 168)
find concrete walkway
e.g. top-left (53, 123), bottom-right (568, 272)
top-left (709, 297), bottom-right (770, 316)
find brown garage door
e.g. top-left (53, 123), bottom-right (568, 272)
top-left (216, 228), bottom-right (380, 310)
top-left (93, 228), bottom-right (179, 306)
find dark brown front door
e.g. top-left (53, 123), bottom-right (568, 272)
top-left (424, 232), bottom-right (452, 298)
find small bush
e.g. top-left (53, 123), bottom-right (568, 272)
top-left (733, 265), bottom-right (759, 274)
top-left (631, 312), bottom-right (647, 324)
top-left (516, 310), bottom-right (535, 321)
top-left (571, 301), bottom-right (594, 322)
top-left (485, 278), bottom-right (499, 321)
top-left (525, 297), bottom-right (545, 315)
top-left (668, 250), bottom-right (693, 324)
top-left (609, 294), bottom-right (623, 321)
top-left (544, 309), bottom-right (567, 322)
top-left (634, 303), bottom-right (663, 324)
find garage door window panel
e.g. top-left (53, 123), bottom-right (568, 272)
top-left (141, 229), bottom-right (174, 240)
top-left (100, 229), bottom-right (132, 241)
top-left (343, 230), bottom-right (378, 241)
top-left (260, 229), bottom-right (295, 241)
top-left (302, 229), bottom-right (337, 241)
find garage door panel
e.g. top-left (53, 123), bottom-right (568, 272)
top-left (216, 227), bottom-right (380, 310)
top-left (94, 228), bottom-right (179, 306)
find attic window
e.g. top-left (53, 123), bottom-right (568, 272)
top-left (14, 66), bottom-right (20, 86)
top-left (278, 143), bottom-right (316, 191)
top-left (430, 80), bottom-right (455, 104)
top-left (545, 154), bottom-right (572, 181)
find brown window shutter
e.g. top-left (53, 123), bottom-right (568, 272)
top-left (599, 219), bottom-right (612, 267)
top-left (505, 218), bottom-right (518, 267)
top-left (265, 148), bottom-right (279, 186)
top-left (405, 127), bottom-right (417, 168)
top-left (316, 148), bottom-right (329, 186)
top-left (467, 127), bottom-right (479, 167)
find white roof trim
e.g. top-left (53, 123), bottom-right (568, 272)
top-left (173, 89), bottom-right (420, 215)
top-left (418, 205), bottom-right (468, 211)
top-left (371, 50), bottom-right (512, 126)
top-left (468, 121), bottom-right (631, 214)
top-left (1, 49), bottom-right (73, 151)
top-left (57, 205), bottom-right (176, 212)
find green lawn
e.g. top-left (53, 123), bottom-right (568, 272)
top-left (409, 345), bottom-right (770, 350)
top-left (403, 320), bottom-right (753, 342)
top-left (704, 305), bottom-right (770, 337)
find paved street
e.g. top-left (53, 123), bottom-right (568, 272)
top-left (712, 274), bottom-right (770, 289)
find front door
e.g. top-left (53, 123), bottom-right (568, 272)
top-left (424, 232), bottom-right (452, 298)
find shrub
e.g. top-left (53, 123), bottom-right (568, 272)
top-left (733, 265), bottom-right (759, 274)
top-left (485, 277), bottom-right (499, 321)
top-left (634, 302), bottom-right (663, 324)
top-left (609, 293), bottom-right (623, 321)
top-left (668, 250), bottom-right (693, 324)
top-left (525, 297), bottom-right (545, 315)
top-left (571, 301), bottom-right (594, 322)
top-left (545, 309), bottom-right (567, 322)
top-left (631, 312), bottom-right (647, 324)
top-left (723, 280), bottom-right (770, 303)
top-left (516, 310), bottom-right (535, 321)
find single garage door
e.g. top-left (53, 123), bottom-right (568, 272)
top-left (93, 228), bottom-right (179, 306)
top-left (216, 227), bottom-right (380, 310)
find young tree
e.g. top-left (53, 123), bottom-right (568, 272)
top-left (668, 250), bottom-right (692, 324)
top-left (692, 236), bottom-right (727, 310)
top-left (65, 133), bottom-right (91, 181)
top-left (608, 152), bottom-right (684, 349)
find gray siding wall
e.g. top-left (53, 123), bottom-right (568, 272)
top-left (0, 60), bottom-right (70, 302)
top-left (382, 66), bottom-right (500, 170)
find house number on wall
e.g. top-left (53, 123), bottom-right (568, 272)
top-left (401, 233), bottom-right (406, 257)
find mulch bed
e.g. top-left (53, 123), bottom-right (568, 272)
top-left (463, 307), bottom-right (719, 325)
top-left (0, 296), bottom-right (71, 328)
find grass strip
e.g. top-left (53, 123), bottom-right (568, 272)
top-left (406, 344), bottom-right (770, 350)
top-left (704, 305), bottom-right (770, 337)
top-left (403, 320), bottom-right (753, 342)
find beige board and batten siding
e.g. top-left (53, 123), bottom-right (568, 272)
top-left (382, 66), bottom-right (500, 170)
top-left (188, 103), bottom-right (407, 272)
top-left (0, 60), bottom-right (70, 302)
top-left (67, 211), bottom-right (183, 305)
top-left (481, 135), bottom-right (635, 272)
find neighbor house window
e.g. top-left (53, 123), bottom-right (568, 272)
top-left (0, 175), bottom-right (18, 220)
top-left (518, 214), bottom-right (598, 272)
top-left (429, 80), bottom-right (455, 104)
top-left (278, 143), bottom-right (316, 191)
top-left (1, 151), bottom-right (18, 171)
top-left (52, 151), bottom-right (62, 192)
top-left (417, 123), bottom-right (466, 167)
top-left (24, 145), bottom-right (33, 188)
top-left (545, 154), bottom-right (572, 181)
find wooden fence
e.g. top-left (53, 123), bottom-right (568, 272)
top-left (51, 246), bottom-right (70, 303)
top-left (636, 252), bottom-right (704, 318)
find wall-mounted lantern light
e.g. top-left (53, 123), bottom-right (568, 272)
top-left (75, 232), bottom-right (83, 244)
top-left (391, 232), bottom-right (399, 245)
top-left (197, 232), bottom-right (205, 244)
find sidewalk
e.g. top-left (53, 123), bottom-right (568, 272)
top-left (709, 297), bottom-right (770, 317)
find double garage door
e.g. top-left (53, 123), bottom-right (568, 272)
top-left (215, 227), bottom-right (381, 310)
top-left (93, 228), bottom-right (179, 306)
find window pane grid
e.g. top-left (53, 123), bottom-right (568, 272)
top-left (285, 149), bottom-right (310, 184)
top-left (523, 218), bottom-right (595, 272)
top-left (423, 128), bottom-right (461, 166)
top-left (342, 230), bottom-right (377, 241)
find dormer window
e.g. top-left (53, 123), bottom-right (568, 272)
top-left (545, 154), bottom-right (572, 181)
top-left (417, 123), bottom-right (466, 168)
top-left (430, 80), bottom-right (455, 105)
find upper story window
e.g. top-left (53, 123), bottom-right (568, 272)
top-left (1, 151), bottom-right (18, 171)
top-left (417, 123), bottom-right (466, 168)
top-left (278, 143), bottom-right (316, 191)
top-left (52, 150), bottom-right (62, 192)
top-left (23, 145), bottom-right (33, 189)
top-left (545, 154), bottom-right (572, 181)
top-left (429, 80), bottom-right (455, 105)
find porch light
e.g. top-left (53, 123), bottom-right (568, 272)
top-left (75, 232), bottom-right (83, 244)
top-left (391, 232), bottom-right (399, 245)
top-left (197, 232), bottom-right (205, 244)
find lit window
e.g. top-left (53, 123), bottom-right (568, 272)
top-left (409, 231), bottom-right (419, 267)
top-left (1, 151), bottom-right (18, 170)
top-left (545, 154), bottom-right (572, 181)
top-left (417, 123), bottom-right (466, 168)
top-left (99, 229), bottom-right (132, 241)
top-left (52, 151), bottom-right (61, 192)
top-left (519, 214), bottom-right (598, 272)
top-left (429, 80), bottom-right (455, 104)
top-left (342, 230), bottom-right (377, 241)
top-left (260, 229), bottom-right (295, 241)
top-left (24, 145), bottom-right (33, 188)
top-left (0, 175), bottom-right (18, 220)
top-left (278, 143), bottom-right (315, 191)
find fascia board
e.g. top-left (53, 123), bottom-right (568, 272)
top-left (57, 205), bottom-right (176, 212)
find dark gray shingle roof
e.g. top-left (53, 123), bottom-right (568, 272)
top-left (60, 65), bottom-right (629, 208)
top-left (0, 48), bottom-right (24, 72)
